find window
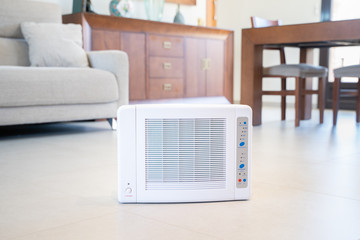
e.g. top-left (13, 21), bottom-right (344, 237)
top-left (329, 0), bottom-right (360, 83)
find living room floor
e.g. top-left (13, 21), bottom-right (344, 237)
top-left (1, 106), bottom-right (360, 240)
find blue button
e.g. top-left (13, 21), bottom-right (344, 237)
top-left (243, 178), bottom-right (247, 182)
top-left (244, 122), bottom-right (247, 125)
top-left (239, 164), bottom-right (245, 169)
top-left (239, 142), bottom-right (245, 147)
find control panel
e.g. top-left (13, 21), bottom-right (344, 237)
top-left (236, 117), bottom-right (249, 188)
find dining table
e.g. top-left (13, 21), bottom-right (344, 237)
top-left (240, 19), bottom-right (360, 126)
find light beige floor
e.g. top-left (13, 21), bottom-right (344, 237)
top-left (1, 106), bottom-right (360, 240)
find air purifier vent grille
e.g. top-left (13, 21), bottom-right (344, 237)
top-left (145, 118), bottom-right (226, 190)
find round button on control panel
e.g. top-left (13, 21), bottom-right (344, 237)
top-left (125, 187), bottom-right (132, 194)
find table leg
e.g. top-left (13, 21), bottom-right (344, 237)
top-left (300, 48), bottom-right (313, 120)
top-left (240, 35), bottom-right (263, 126)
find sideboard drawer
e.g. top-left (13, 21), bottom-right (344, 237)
top-left (148, 78), bottom-right (184, 99)
top-left (148, 34), bottom-right (184, 57)
top-left (149, 56), bottom-right (184, 78)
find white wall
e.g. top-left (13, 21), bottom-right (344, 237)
top-left (217, 0), bottom-right (322, 104)
top-left (33, 0), bottom-right (73, 13)
top-left (42, 0), bottom-right (206, 26)
top-left (92, 0), bottom-right (206, 25)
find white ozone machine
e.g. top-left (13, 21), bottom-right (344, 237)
top-left (117, 104), bottom-right (252, 203)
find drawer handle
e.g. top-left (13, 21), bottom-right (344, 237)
top-left (163, 83), bottom-right (172, 91)
top-left (163, 62), bottom-right (172, 70)
top-left (163, 41), bottom-right (172, 49)
top-left (202, 58), bottom-right (211, 70)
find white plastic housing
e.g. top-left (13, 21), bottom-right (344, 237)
top-left (117, 104), bottom-right (252, 203)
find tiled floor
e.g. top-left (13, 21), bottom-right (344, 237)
top-left (1, 106), bottom-right (360, 240)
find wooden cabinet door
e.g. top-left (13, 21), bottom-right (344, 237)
top-left (185, 38), bottom-right (206, 97)
top-left (185, 38), bottom-right (225, 97)
top-left (121, 32), bottom-right (146, 100)
top-left (91, 29), bottom-right (120, 50)
top-left (89, 29), bottom-right (146, 101)
top-left (206, 39), bottom-right (224, 96)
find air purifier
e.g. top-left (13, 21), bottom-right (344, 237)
top-left (117, 104), bottom-right (252, 203)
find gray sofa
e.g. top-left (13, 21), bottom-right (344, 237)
top-left (0, 0), bottom-right (129, 126)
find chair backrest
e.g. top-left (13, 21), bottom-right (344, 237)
top-left (250, 16), bottom-right (285, 64)
top-left (250, 16), bottom-right (281, 28)
top-left (0, 0), bottom-right (62, 66)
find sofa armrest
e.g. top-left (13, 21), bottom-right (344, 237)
top-left (87, 50), bottom-right (129, 106)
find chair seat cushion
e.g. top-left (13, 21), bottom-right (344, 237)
top-left (334, 65), bottom-right (360, 78)
top-left (263, 64), bottom-right (328, 78)
top-left (0, 66), bottom-right (119, 107)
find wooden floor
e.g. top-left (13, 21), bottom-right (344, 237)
top-left (0, 106), bottom-right (359, 240)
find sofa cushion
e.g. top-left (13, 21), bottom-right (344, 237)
top-left (0, 0), bottom-right (61, 38)
top-left (21, 22), bottom-right (89, 67)
top-left (0, 66), bottom-right (119, 107)
top-left (0, 37), bottom-right (30, 66)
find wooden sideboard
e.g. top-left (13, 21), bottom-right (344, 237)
top-left (63, 13), bottom-right (234, 102)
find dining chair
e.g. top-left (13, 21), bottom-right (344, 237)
top-left (332, 65), bottom-right (360, 125)
top-left (251, 16), bottom-right (328, 127)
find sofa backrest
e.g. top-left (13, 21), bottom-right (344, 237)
top-left (0, 0), bottom-right (62, 66)
top-left (0, 37), bottom-right (30, 66)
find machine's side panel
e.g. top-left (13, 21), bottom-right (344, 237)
top-left (117, 106), bottom-right (137, 203)
top-left (235, 105), bottom-right (252, 200)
